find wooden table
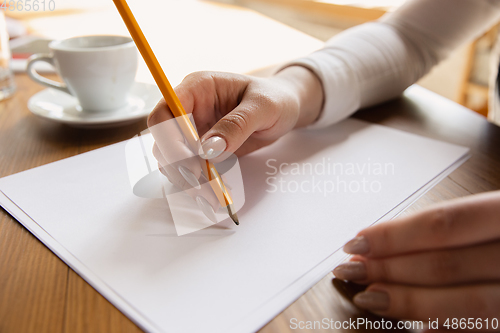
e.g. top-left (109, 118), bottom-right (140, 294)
top-left (1, 71), bottom-right (500, 332)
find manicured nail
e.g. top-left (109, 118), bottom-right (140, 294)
top-left (199, 136), bottom-right (226, 160)
top-left (353, 291), bottom-right (389, 311)
top-left (178, 166), bottom-right (201, 190)
top-left (333, 261), bottom-right (367, 281)
top-left (344, 236), bottom-right (370, 254)
top-left (196, 196), bottom-right (217, 223)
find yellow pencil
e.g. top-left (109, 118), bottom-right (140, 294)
top-left (112, 0), bottom-right (239, 225)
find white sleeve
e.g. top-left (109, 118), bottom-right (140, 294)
top-left (287, 0), bottom-right (500, 129)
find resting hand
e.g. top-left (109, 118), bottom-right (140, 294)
top-left (334, 191), bottom-right (500, 323)
top-left (147, 67), bottom-right (323, 220)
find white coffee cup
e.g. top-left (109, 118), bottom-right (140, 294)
top-left (27, 35), bottom-right (138, 112)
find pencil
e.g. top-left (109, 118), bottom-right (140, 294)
top-left (112, 0), bottom-right (239, 225)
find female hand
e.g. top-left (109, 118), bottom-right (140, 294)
top-left (147, 66), bottom-right (323, 221)
top-left (334, 191), bottom-right (500, 325)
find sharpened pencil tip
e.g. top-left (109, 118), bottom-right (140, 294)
top-left (227, 204), bottom-right (239, 226)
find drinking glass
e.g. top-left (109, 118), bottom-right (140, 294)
top-left (0, 11), bottom-right (16, 100)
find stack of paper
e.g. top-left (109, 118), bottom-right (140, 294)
top-left (0, 118), bottom-right (469, 333)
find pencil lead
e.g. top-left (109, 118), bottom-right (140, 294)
top-left (227, 204), bottom-right (239, 225)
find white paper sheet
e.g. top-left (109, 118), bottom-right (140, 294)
top-left (0, 118), bottom-right (469, 333)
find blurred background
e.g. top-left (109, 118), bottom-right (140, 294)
top-left (7, 0), bottom-right (497, 118)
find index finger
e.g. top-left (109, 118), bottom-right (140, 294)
top-left (344, 191), bottom-right (500, 258)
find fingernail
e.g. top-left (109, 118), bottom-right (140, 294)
top-left (353, 291), bottom-right (389, 311)
top-left (196, 196), bottom-right (217, 223)
top-left (344, 236), bottom-right (370, 254)
top-left (178, 166), bottom-right (201, 190)
top-left (333, 261), bottom-right (367, 281)
top-left (199, 136), bottom-right (226, 160)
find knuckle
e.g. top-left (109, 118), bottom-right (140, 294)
top-left (185, 71), bottom-right (210, 81)
top-left (429, 251), bottom-right (461, 283)
top-left (377, 225), bottom-right (396, 255)
top-left (219, 110), bottom-right (252, 133)
top-left (147, 99), bottom-right (171, 127)
top-left (374, 260), bottom-right (393, 282)
top-left (178, 71), bottom-right (217, 102)
top-left (147, 106), bottom-right (162, 127)
top-left (255, 93), bottom-right (279, 110)
top-left (427, 206), bottom-right (457, 243)
top-left (183, 71), bottom-right (215, 87)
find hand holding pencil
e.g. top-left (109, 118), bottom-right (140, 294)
top-left (112, 0), bottom-right (324, 223)
top-left (112, 0), bottom-right (239, 224)
top-left (147, 69), bottom-right (324, 221)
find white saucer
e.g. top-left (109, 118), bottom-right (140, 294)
top-left (28, 82), bottom-right (162, 128)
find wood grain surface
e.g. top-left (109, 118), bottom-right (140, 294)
top-left (1, 75), bottom-right (499, 333)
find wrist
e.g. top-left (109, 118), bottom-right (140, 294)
top-left (273, 65), bottom-right (324, 128)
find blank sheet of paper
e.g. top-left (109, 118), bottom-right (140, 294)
top-left (0, 119), bottom-right (469, 333)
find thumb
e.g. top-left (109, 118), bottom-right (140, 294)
top-left (199, 100), bottom-right (274, 161)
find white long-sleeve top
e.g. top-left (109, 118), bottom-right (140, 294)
top-left (290, 0), bottom-right (500, 128)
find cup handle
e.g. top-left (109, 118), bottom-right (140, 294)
top-left (26, 54), bottom-right (72, 95)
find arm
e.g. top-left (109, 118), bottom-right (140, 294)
top-left (289, 0), bottom-right (500, 128)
